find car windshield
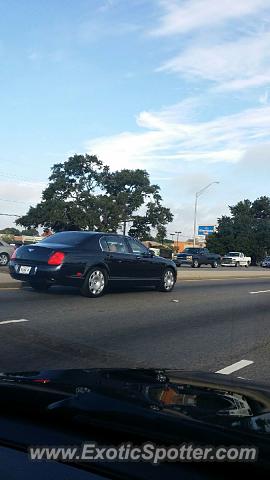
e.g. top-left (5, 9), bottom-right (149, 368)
top-left (1, 1), bottom-right (270, 474)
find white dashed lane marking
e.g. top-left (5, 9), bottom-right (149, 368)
top-left (0, 319), bottom-right (29, 325)
top-left (215, 360), bottom-right (254, 375)
top-left (249, 290), bottom-right (270, 295)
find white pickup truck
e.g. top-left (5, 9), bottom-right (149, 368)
top-left (221, 252), bottom-right (251, 267)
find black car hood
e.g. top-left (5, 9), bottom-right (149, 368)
top-left (2, 369), bottom-right (270, 437)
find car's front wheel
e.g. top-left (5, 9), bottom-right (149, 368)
top-left (192, 259), bottom-right (199, 268)
top-left (81, 268), bottom-right (108, 298)
top-left (156, 268), bottom-right (176, 292)
top-left (0, 253), bottom-right (9, 266)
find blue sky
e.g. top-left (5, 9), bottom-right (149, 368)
top-left (1, 0), bottom-right (270, 237)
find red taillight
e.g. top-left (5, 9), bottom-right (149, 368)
top-left (11, 250), bottom-right (17, 259)
top-left (48, 251), bottom-right (65, 265)
top-left (32, 379), bottom-right (50, 384)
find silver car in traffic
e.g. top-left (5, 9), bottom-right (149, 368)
top-left (0, 240), bottom-right (14, 266)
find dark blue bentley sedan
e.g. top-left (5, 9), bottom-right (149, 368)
top-left (9, 231), bottom-right (177, 297)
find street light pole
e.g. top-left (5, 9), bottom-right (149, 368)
top-left (193, 182), bottom-right (220, 247)
top-left (175, 231), bottom-right (182, 252)
top-left (170, 233), bottom-right (175, 246)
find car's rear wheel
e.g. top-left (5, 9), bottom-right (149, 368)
top-left (211, 261), bottom-right (218, 268)
top-left (156, 268), bottom-right (176, 292)
top-left (245, 262), bottom-right (250, 268)
top-left (0, 253), bottom-right (9, 266)
top-left (81, 268), bottom-right (107, 298)
top-left (29, 280), bottom-right (50, 292)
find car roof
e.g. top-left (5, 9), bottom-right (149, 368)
top-left (50, 231), bottom-right (129, 237)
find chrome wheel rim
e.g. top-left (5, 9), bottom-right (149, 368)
top-left (89, 270), bottom-right (105, 295)
top-left (164, 270), bottom-right (175, 290)
top-left (0, 254), bottom-right (8, 265)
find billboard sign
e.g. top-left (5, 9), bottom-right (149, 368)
top-left (198, 225), bottom-right (215, 236)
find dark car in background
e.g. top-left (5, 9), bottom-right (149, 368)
top-left (173, 247), bottom-right (221, 268)
top-left (261, 257), bottom-right (270, 268)
top-left (9, 231), bottom-right (177, 297)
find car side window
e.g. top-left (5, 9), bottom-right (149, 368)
top-left (99, 237), bottom-right (109, 252)
top-left (103, 236), bottom-right (129, 254)
top-left (128, 238), bottom-right (149, 255)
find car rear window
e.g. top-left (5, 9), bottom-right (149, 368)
top-left (38, 232), bottom-right (91, 246)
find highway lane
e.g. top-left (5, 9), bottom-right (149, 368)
top-left (0, 277), bottom-right (270, 383)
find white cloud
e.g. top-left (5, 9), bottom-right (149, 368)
top-left (150, 0), bottom-right (268, 37)
top-left (238, 143), bottom-right (270, 172)
top-left (159, 32), bottom-right (270, 91)
top-left (86, 102), bottom-right (270, 171)
top-left (0, 181), bottom-right (45, 229)
top-left (259, 90), bottom-right (269, 104)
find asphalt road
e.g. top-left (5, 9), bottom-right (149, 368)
top-left (0, 275), bottom-right (270, 384)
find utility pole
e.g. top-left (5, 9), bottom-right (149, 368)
top-left (175, 231), bottom-right (182, 252)
top-left (170, 233), bottom-right (175, 247)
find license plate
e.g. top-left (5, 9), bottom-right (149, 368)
top-left (19, 266), bottom-right (31, 274)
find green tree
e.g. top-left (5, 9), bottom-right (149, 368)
top-left (128, 216), bottom-right (152, 240)
top-left (207, 196), bottom-right (270, 263)
top-left (0, 227), bottom-right (21, 235)
top-left (16, 154), bottom-right (173, 237)
top-left (21, 228), bottom-right (39, 236)
top-left (155, 225), bottom-right (167, 244)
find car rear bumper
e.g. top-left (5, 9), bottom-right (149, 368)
top-left (9, 262), bottom-right (84, 287)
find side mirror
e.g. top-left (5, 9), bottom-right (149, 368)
top-left (147, 249), bottom-right (155, 257)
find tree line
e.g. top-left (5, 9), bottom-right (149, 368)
top-left (207, 196), bottom-right (270, 263)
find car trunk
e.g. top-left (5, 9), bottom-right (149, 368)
top-left (14, 243), bottom-right (72, 265)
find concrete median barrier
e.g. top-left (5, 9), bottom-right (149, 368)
top-left (0, 271), bottom-right (21, 289)
top-left (176, 266), bottom-right (270, 281)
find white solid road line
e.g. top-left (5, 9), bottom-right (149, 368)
top-left (249, 289), bottom-right (270, 295)
top-left (0, 319), bottom-right (29, 325)
top-left (215, 360), bottom-right (254, 375)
